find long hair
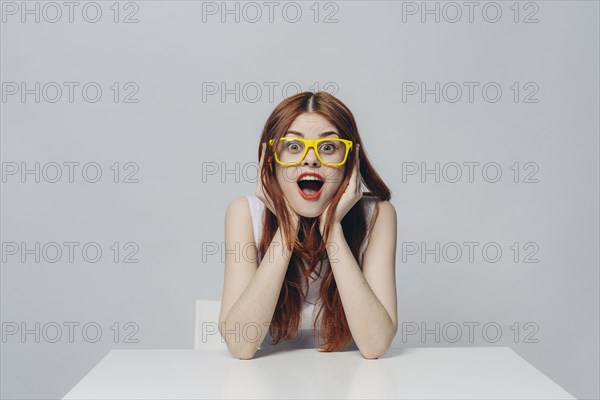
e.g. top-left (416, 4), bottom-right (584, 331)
top-left (257, 91), bottom-right (391, 351)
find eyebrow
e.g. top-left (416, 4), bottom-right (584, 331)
top-left (285, 130), bottom-right (340, 137)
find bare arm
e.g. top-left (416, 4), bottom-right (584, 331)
top-left (325, 200), bottom-right (398, 359)
top-left (218, 196), bottom-right (294, 359)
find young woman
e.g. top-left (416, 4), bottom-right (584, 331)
top-left (219, 91), bottom-right (397, 359)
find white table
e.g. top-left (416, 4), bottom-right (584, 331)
top-left (62, 346), bottom-right (575, 399)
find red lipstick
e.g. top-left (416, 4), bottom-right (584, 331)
top-left (296, 172), bottom-right (324, 201)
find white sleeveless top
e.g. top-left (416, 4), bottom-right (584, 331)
top-left (244, 194), bottom-right (378, 337)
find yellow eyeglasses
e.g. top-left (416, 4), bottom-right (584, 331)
top-left (268, 137), bottom-right (354, 167)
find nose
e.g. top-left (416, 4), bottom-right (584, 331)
top-left (301, 146), bottom-right (320, 167)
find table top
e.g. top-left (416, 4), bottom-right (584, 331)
top-left (63, 346), bottom-right (575, 399)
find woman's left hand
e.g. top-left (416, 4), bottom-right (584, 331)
top-left (319, 143), bottom-right (362, 235)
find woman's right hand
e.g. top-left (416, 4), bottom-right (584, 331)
top-left (255, 142), bottom-right (300, 236)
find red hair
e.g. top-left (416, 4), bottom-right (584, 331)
top-left (257, 91), bottom-right (392, 351)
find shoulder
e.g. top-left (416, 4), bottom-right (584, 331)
top-left (224, 196), bottom-right (257, 248)
top-left (375, 200), bottom-right (396, 219)
top-left (365, 197), bottom-right (396, 229)
top-left (359, 194), bottom-right (378, 211)
top-left (371, 200), bottom-right (397, 242)
top-left (361, 195), bottom-right (395, 217)
top-left (225, 196), bottom-right (252, 222)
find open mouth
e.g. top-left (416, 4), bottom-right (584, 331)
top-left (296, 172), bottom-right (324, 199)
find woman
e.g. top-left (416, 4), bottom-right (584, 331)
top-left (219, 91), bottom-right (398, 359)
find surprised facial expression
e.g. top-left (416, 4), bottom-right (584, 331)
top-left (274, 113), bottom-right (347, 218)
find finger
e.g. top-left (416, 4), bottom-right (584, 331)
top-left (257, 143), bottom-right (264, 186)
top-left (346, 144), bottom-right (359, 191)
top-left (355, 144), bottom-right (361, 193)
top-left (320, 206), bottom-right (328, 226)
top-left (257, 143), bottom-right (267, 201)
top-left (346, 164), bottom-right (357, 194)
top-left (259, 142), bottom-right (265, 166)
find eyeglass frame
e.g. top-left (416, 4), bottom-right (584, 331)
top-left (268, 137), bottom-right (354, 167)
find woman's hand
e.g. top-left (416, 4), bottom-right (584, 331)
top-left (255, 142), bottom-right (301, 235)
top-left (319, 143), bottom-right (362, 235)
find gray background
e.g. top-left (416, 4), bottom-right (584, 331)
top-left (1, 1), bottom-right (598, 399)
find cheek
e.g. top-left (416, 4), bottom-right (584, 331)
top-left (324, 168), bottom-right (346, 193)
top-left (275, 167), bottom-right (296, 190)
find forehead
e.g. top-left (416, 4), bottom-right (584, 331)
top-left (287, 113), bottom-right (338, 136)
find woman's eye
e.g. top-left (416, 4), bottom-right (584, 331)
top-left (320, 143), bottom-right (336, 153)
top-left (286, 141), bottom-right (302, 152)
